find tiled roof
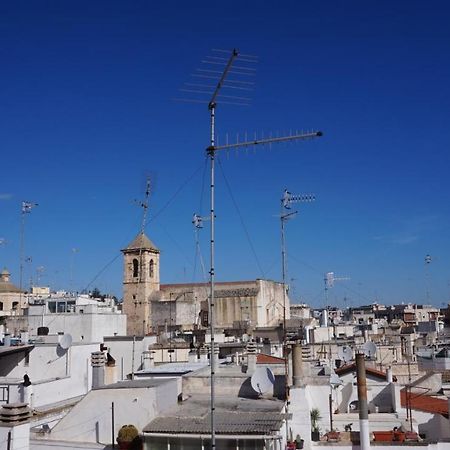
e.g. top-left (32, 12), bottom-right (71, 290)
top-left (257, 354), bottom-right (285, 364)
top-left (143, 411), bottom-right (283, 435)
top-left (401, 390), bottom-right (449, 417)
top-left (335, 363), bottom-right (397, 381)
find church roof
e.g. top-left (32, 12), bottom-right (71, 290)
top-left (123, 233), bottom-right (159, 253)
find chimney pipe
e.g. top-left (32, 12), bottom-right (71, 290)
top-left (142, 351), bottom-right (154, 370)
top-left (91, 351), bottom-right (106, 389)
top-left (356, 353), bottom-right (370, 450)
top-left (292, 342), bottom-right (303, 387)
top-left (386, 366), bottom-right (393, 383)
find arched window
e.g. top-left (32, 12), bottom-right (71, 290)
top-left (12, 301), bottom-right (19, 310)
top-left (132, 258), bottom-right (139, 278)
top-left (149, 259), bottom-right (154, 278)
top-left (0, 302), bottom-right (3, 311)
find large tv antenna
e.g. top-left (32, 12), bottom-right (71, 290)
top-left (189, 48), bottom-right (322, 449)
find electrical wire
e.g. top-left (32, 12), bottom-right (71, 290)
top-left (217, 157), bottom-right (266, 279)
top-left (81, 162), bottom-right (205, 294)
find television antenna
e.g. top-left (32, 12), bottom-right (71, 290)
top-left (132, 177), bottom-right (152, 339)
top-left (338, 345), bottom-right (353, 364)
top-left (58, 333), bottom-right (73, 350)
top-left (19, 201), bottom-right (38, 304)
top-left (251, 366), bottom-right (275, 396)
top-left (362, 341), bottom-right (377, 360)
top-left (280, 188), bottom-right (315, 429)
top-left (424, 254), bottom-right (432, 303)
top-left (187, 48), bottom-right (322, 449)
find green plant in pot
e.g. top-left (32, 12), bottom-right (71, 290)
top-left (117, 424), bottom-right (141, 450)
top-left (310, 408), bottom-right (322, 441)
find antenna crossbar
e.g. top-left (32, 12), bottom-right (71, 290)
top-left (208, 130), bottom-right (322, 153)
top-left (209, 48), bottom-right (239, 108)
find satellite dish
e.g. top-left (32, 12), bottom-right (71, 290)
top-left (363, 341), bottom-right (377, 359)
top-left (330, 373), bottom-right (343, 387)
top-left (338, 346), bottom-right (353, 364)
top-left (59, 334), bottom-right (73, 350)
top-left (250, 367), bottom-right (275, 395)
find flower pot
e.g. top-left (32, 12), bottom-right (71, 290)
top-left (373, 431), bottom-right (394, 442)
top-left (311, 431), bottom-right (320, 441)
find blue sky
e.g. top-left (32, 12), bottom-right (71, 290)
top-left (1, 1), bottom-right (450, 307)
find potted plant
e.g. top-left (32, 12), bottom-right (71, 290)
top-left (310, 408), bottom-right (321, 441)
top-left (295, 434), bottom-right (304, 449)
top-left (117, 424), bottom-right (142, 450)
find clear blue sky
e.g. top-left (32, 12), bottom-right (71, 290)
top-left (1, 1), bottom-right (450, 307)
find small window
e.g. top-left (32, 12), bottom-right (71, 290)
top-left (132, 259), bottom-right (139, 278)
top-left (149, 259), bottom-right (154, 278)
top-left (12, 301), bottom-right (19, 310)
top-left (0, 302), bottom-right (3, 311)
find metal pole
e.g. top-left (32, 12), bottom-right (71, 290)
top-left (209, 102), bottom-right (216, 450)
top-left (329, 392), bottom-right (333, 432)
top-left (112, 401), bottom-right (115, 449)
top-left (131, 335), bottom-right (136, 380)
top-left (356, 353), bottom-right (370, 450)
top-left (19, 208), bottom-right (25, 307)
top-left (280, 211), bottom-right (290, 444)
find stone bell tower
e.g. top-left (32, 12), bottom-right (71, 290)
top-left (121, 232), bottom-right (160, 335)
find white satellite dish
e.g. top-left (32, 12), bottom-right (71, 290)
top-left (363, 341), bottom-right (377, 359)
top-left (330, 372), bottom-right (343, 387)
top-left (59, 334), bottom-right (73, 350)
top-left (338, 346), bottom-right (353, 364)
top-left (250, 366), bottom-right (275, 395)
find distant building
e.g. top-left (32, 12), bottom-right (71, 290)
top-left (0, 268), bottom-right (26, 316)
top-left (122, 232), bottom-right (289, 335)
top-left (6, 293), bottom-right (126, 342)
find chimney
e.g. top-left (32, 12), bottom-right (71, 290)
top-left (292, 342), bottom-right (304, 387)
top-left (142, 351), bottom-right (154, 370)
top-left (356, 353), bottom-right (371, 450)
top-left (0, 403), bottom-right (31, 450)
top-left (188, 349), bottom-right (197, 363)
top-left (91, 351), bottom-right (106, 389)
top-left (246, 341), bottom-right (257, 373)
top-left (199, 347), bottom-right (208, 363)
top-left (212, 346), bottom-right (220, 367)
top-left (386, 366), bottom-right (393, 383)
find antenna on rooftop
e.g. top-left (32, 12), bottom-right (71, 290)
top-left (58, 333), bottom-right (73, 351)
top-left (280, 188), bottom-right (315, 429)
top-left (338, 345), bottom-right (353, 364)
top-left (362, 341), bottom-right (377, 360)
top-left (181, 48), bottom-right (323, 450)
top-left (251, 366), bottom-right (275, 396)
top-left (132, 177), bottom-right (152, 338)
top-left (19, 201), bottom-right (38, 305)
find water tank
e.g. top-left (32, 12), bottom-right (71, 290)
top-left (37, 327), bottom-right (49, 336)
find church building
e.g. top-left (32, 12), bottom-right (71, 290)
top-left (122, 232), bottom-right (289, 336)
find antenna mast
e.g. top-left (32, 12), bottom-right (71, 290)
top-left (187, 48), bottom-right (323, 449)
top-left (280, 189), bottom-right (315, 442)
top-left (133, 177), bottom-right (152, 347)
top-left (20, 201), bottom-right (38, 305)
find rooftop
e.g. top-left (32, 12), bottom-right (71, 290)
top-left (143, 394), bottom-right (284, 435)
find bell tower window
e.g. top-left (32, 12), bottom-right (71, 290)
top-left (149, 259), bottom-right (154, 278)
top-left (132, 258), bottom-right (139, 278)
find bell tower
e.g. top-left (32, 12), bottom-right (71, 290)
top-left (122, 232), bottom-right (160, 335)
